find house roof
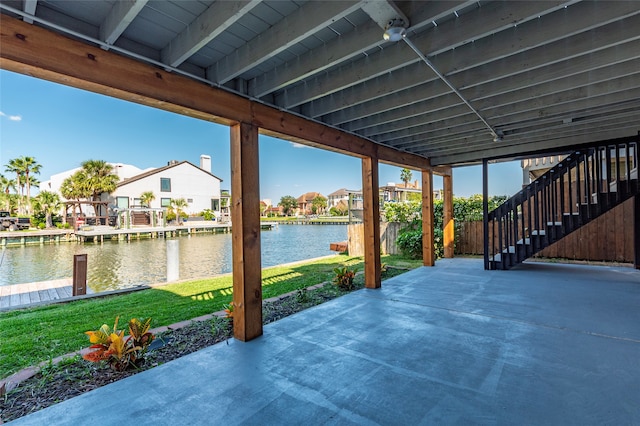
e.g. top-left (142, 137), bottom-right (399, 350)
top-left (327, 188), bottom-right (362, 197)
top-left (297, 192), bottom-right (325, 203)
top-left (2, 2), bottom-right (639, 166)
top-left (117, 161), bottom-right (223, 188)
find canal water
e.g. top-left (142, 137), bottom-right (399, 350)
top-left (0, 225), bottom-right (347, 292)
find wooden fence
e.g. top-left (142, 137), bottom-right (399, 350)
top-left (347, 222), bottom-right (402, 256)
top-left (347, 197), bottom-right (634, 263)
top-left (456, 197), bottom-right (635, 263)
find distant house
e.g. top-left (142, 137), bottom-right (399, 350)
top-left (380, 181), bottom-right (421, 202)
top-left (296, 191), bottom-right (326, 215)
top-left (42, 163), bottom-right (147, 195)
top-left (103, 155), bottom-right (223, 216)
top-left (327, 188), bottom-right (361, 209)
top-left (265, 205), bottom-right (284, 216)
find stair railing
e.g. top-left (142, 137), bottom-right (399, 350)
top-left (486, 136), bottom-right (638, 270)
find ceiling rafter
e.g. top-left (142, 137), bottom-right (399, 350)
top-left (279, 0), bottom-right (567, 109)
top-left (100, 0), bottom-right (148, 48)
top-left (209, 0), bottom-right (363, 85)
top-left (161, 0), bottom-right (261, 68)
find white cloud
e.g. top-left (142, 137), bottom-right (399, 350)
top-left (291, 142), bottom-right (307, 149)
top-left (0, 111), bottom-right (22, 121)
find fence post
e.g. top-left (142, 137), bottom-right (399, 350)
top-left (72, 254), bottom-right (87, 296)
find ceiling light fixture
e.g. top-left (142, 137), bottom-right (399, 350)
top-left (383, 18), bottom-right (407, 42)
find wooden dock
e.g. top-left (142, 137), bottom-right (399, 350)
top-left (0, 221), bottom-right (282, 246)
top-left (0, 278), bottom-right (79, 310)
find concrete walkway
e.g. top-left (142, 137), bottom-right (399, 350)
top-left (10, 259), bottom-right (640, 425)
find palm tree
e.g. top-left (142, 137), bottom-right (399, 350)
top-left (0, 174), bottom-right (16, 211)
top-left (400, 168), bottom-right (413, 188)
top-left (21, 157), bottom-right (41, 213)
top-left (170, 198), bottom-right (188, 224)
top-left (81, 160), bottom-right (119, 202)
top-left (140, 191), bottom-right (155, 208)
top-left (34, 190), bottom-right (62, 228)
top-left (5, 158), bottom-right (24, 214)
top-left (60, 170), bottom-right (91, 214)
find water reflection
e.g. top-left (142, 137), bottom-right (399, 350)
top-left (0, 225), bottom-right (347, 291)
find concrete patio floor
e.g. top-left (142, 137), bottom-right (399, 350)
top-left (11, 258), bottom-right (640, 425)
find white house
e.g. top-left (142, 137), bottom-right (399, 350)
top-left (41, 163), bottom-right (146, 194)
top-left (327, 188), bottom-right (361, 209)
top-left (104, 155), bottom-right (223, 215)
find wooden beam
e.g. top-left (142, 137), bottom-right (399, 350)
top-left (443, 168), bottom-right (454, 258)
top-left (422, 169), bottom-right (435, 266)
top-left (635, 194), bottom-right (640, 270)
top-left (362, 156), bottom-right (381, 289)
top-left (482, 159), bottom-right (490, 270)
top-left (230, 122), bottom-right (263, 341)
top-left (0, 15), bottom-right (431, 171)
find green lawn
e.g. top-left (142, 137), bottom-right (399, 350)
top-left (0, 254), bottom-right (422, 379)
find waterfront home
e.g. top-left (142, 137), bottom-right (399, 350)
top-left (103, 155), bottom-right (223, 216)
top-left (296, 191), bottom-right (326, 215)
top-left (327, 188), bottom-right (362, 210)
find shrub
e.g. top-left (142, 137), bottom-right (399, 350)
top-left (82, 317), bottom-right (154, 371)
top-left (333, 267), bottom-right (357, 290)
top-left (223, 302), bottom-right (235, 319)
top-left (396, 221), bottom-right (444, 260)
top-left (200, 209), bottom-right (215, 220)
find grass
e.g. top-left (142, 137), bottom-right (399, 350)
top-left (0, 254), bottom-right (422, 379)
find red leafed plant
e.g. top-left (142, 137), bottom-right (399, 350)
top-left (83, 316), bottom-right (154, 371)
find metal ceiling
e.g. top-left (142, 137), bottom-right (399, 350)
top-left (1, 0), bottom-right (639, 166)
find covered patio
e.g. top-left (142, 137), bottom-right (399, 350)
top-left (11, 258), bottom-right (640, 425)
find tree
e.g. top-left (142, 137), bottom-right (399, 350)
top-left (140, 191), bottom-right (155, 207)
top-left (400, 168), bottom-right (412, 188)
top-left (61, 160), bottom-right (119, 218)
top-left (81, 160), bottom-right (119, 202)
top-left (278, 195), bottom-right (298, 216)
top-left (5, 158), bottom-right (24, 214)
top-left (311, 195), bottom-right (327, 215)
top-left (4, 156), bottom-right (42, 215)
top-left (0, 174), bottom-right (16, 211)
top-left (170, 198), bottom-right (188, 223)
top-left (60, 170), bottom-right (91, 214)
top-left (34, 190), bottom-right (62, 228)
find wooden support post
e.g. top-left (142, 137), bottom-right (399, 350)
top-left (482, 159), bottom-right (490, 270)
top-left (443, 168), bottom-right (454, 258)
top-left (362, 156), bottom-right (381, 289)
top-left (231, 122), bottom-right (263, 341)
top-left (635, 195), bottom-right (640, 270)
top-left (72, 254), bottom-right (87, 296)
top-left (422, 169), bottom-right (435, 266)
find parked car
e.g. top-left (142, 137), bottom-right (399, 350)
top-left (0, 211), bottom-right (31, 231)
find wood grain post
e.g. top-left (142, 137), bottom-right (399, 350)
top-left (443, 168), bottom-right (454, 258)
top-left (362, 156), bottom-right (381, 289)
top-left (231, 122), bottom-right (263, 341)
top-left (482, 159), bottom-right (490, 270)
top-left (635, 194), bottom-right (640, 270)
top-left (422, 169), bottom-right (435, 266)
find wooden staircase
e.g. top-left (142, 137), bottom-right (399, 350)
top-left (486, 137), bottom-right (638, 270)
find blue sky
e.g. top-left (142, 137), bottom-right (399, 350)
top-left (0, 70), bottom-right (523, 202)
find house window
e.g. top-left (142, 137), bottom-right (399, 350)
top-left (133, 198), bottom-right (142, 207)
top-left (160, 177), bottom-right (171, 192)
top-left (187, 198), bottom-right (193, 203)
top-left (116, 197), bottom-right (129, 209)
top-left (211, 199), bottom-right (220, 211)
top-left (161, 198), bottom-right (171, 207)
